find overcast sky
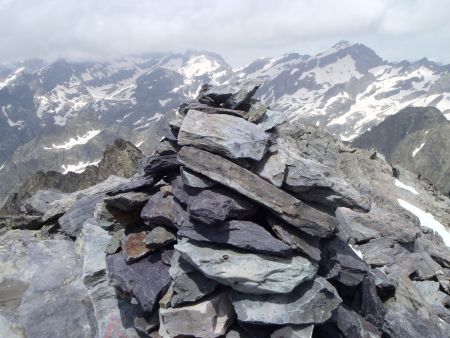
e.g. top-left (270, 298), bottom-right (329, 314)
top-left (1, 0), bottom-right (450, 66)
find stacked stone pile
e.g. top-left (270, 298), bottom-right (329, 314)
top-left (2, 82), bottom-right (450, 337)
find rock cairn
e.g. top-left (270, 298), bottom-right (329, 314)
top-left (4, 82), bottom-right (450, 337)
top-left (101, 82), bottom-right (385, 338)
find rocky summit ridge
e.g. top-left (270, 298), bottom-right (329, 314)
top-left (1, 83), bottom-right (450, 337)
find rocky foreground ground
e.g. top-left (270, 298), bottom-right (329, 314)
top-left (1, 83), bottom-right (450, 338)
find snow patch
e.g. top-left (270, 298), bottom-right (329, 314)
top-left (44, 130), bottom-right (101, 150)
top-left (61, 159), bottom-right (101, 174)
top-left (349, 244), bottom-right (363, 259)
top-left (397, 199), bottom-right (450, 247)
top-left (179, 55), bottom-right (221, 78)
top-left (412, 142), bottom-right (426, 157)
top-left (394, 179), bottom-right (419, 195)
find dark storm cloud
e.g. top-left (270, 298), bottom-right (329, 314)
top-left (1, 0), bottom-right (450, 66)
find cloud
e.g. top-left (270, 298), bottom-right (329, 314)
top-left (0, 0), bottom-right (449, 66)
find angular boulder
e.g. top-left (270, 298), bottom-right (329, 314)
top-left (159, 292), bottom-right (235, 338)
top-left (180, 167), bottom-right (216, 188)
top-left (257, 109), bottom-right (285, 131)
top-left (121, 231), bottom-right (151, 263)
top-left (270, 325), bottom-right (314, 338)
top-left (140, 191), bottom-right (187, 229)
top-left (175, 240), bottom-right (317, 294)
top-left (178, 219), bottom-right (292, 256)
top-left (231, 277), bottom-right (341, 325)
top-left (143, 226), bottom-right (176, 251)
top-left (255, 152), bottom-right (287, 187)
top-left (177, 146), bottom-right (337, 237)
top-left (178, 109), bottom-right (270, 161)
top-left (143, 154), bottom-right (180, 176)
top-left (104, 192), bottom-right (150, 212)
top-left (169, 250), bottom-right (218, 307)
top-left (106, 251), bottom-right (170, 312)
top-left (187, 188), bottom-right (257, 225)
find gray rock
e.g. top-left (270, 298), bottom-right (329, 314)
top-left (159, 292), bottom-right (235, 338)
top-left (0, 230), bottom-right (97, 338)
top-left (270, 325), bottom-right (314, 338)
top-left (0, 315), bottom-right (25, 338)
top-left (414, 281), bottom-right (450, 323)
top-left (154, 139), bottom-right (178, 156)
top-left (257, 109), bottom-right (286, 131)
top-left (180, 167), bottom-right (216, 188)
top-left (58, 194), bottom-right (105, 237)
top-left (143, 226), bottom-right (176, 250)
top-left (140, 191), bottom-right (187, 230)
top-left (143, 154), bottom-right (180, 176)
top-left (169, 250), bottom-right (218, 307)
top-left (359, 274), bottom-right (385, 327)
top-left (283, 156), bottom-right (371, 212)
top-left (178, 109), bottom-right (270, 161)
top-left (332, 305), bottom-right (381, 338)
top-left (133, 312), bottom-right (159, 336)
top-left (177, 146), bottom-right (337, 237)
top-left (175, 240), bottom-right (317, 294)
top-left (179, 101), bottom-right (250, 119)
top-left (247, 101), bottom-right (267, 123)
top-left (383, 302), bottom-right (446, 338)
top-left (77, 221), bottom-right (141, 338)
top-left (42, 175), bottom-right (128, 222)
top-left (357, 238), bottom-right (408, 267)
top-left (336, 206), bottom-right (419, 244)
top-left (169, 117), bottom-right (184, 131)
top-left (320, 238), bottom-right (369, 286)
top-left (370, 268), bottom-right (396, 301)
top-left (106, 176), bottom-right (156, 196)
top-left (20, 190), bottom-right (67, 215)
top-left (121, 231), bottom-right (151, 263)
top-left (255, 152), bottom-right (287, 187)
top-left (268, 216), bottom-right (321, 261)
top-left (178, 219), bottom-right (292, 256)
top-left (231, 277), bottom-right (341, 325)
top-left (105, 229), bottom-right (125, 255)
top-left (187, 188), bottom-right (257, 225)
top-left (416, 234), bottom-right (450, 268)
top-left (104, 192), bottom-right (150, 212)
top-left (197, 82), bottom-right (260, 110)
top-left (0, 215), bottom-right (43, 231)
top-left (106, 251), bottom-right (171, 312)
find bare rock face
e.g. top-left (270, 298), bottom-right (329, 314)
top-left (159, 292), bottom-right (235, 338)
top-left (177, 146), bottom-right (337, 238)
top-left (175, 240), bottom-right (317, 294)
top-left (231, 277), bottom-right (341, 325)
top-left (178, 109), bottom-right (270, 161)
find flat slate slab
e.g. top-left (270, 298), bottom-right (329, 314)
top-left (175, 240), bottom-right (316, 294)
top-left (178, 220), bottom-right (292, 256)
top-left (106, 251), bottom-right (170, 312)
top-left (177, 146), bottom-right (337, 237)
top-left (231, 277), bottom-right (341, 325)
top-left (178, 109), bottom-right (270, 161)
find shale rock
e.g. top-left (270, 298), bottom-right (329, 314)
top-left (187, 188), bottom-right (257, 225)
top-left (180, 167), bottom-right (216, 188)
top-left (178, 146), bottom-right (337, 237)
top-left (169, 250), bottom-right (218, 307)
top-left (283, 155), bottom-right (371, 212)
top-left (144, 226), bottom-right (176, 250)
top-left (178, 109), bottom-right (270, 161)
top-left (270, 325), bottom-right (314, 338)
top-left (140, 191), bottom-right (187, 229)
top-left (143, 154), bottom-right (180, 176)
top-left (179, 102), bottom-right (250, 119)
top-left (105, 229), bottom-right (125, 255)
top-left (197, 82), bottom-right (260, 110)
top-left (268, 216), bottom-right (321, 262)
top-left (154, 138), bottom-right (178, 155)
top-left (320, 238), bottom-right (369, 287)
top-left (256, 152), bottom-right (287, 187)
top-left (122, 231), bottom-right (151, 263)
top-left (104, 192), bottom-right (150, 212)
top-left (176, 240), bottom-right (316, 294)
top-left (178, 219), bottom-right (292, 256)
top-left (106, 176), bottom-right (156, 196)
top-left (20, 190), bottom-right (67, 215)
top-left (58, 194), bottom-right (104, 237)
top-left (231, 277), bottom-right (341, 325)
top-left (332, 305), bottom-right (381, 338)
top-left (257, 109), bottom-right (286, 131)
top-left (106, 251), bottom-right (171, 312)
top-left (159, 292), bottom-right (235, 338)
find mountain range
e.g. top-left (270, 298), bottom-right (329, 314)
top-left (1, 41), bottom-right (450, 205)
